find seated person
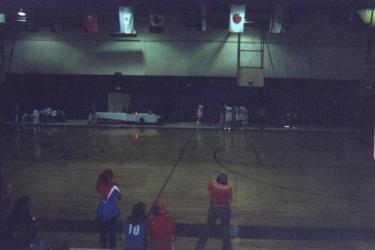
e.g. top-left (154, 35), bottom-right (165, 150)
top-left (3, 196), bottom-right (39, 249)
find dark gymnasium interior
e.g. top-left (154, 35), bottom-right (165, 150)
top-left (0, 0), bottom-right (375, 249)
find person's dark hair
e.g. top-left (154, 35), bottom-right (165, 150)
top-left (152, 205), bottom-right (160, 217)
top-left (96, 169), bottom-right (114, 192)
top-left (102, 169), bottom-right (113, 180)
top-left (216, 173), bottom-right (228, 185)
top-left (128, 202), bottom-right (146, 224)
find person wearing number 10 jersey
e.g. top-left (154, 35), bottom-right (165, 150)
top-left (123, 202), bottom-right (148, 250)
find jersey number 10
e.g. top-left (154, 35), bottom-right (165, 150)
top-left (128, 224), bottom-right (140, 236)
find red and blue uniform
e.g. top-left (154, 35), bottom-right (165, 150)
top-left (96, 183), bottom-right (121, 221)
top-left (96, 182), bottom-right (121, 249)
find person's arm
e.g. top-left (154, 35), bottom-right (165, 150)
top-left (208, 181), bottom-right (213, 200)
top-left (229, 186), bottom-right (233, 204)
top-left (116, 190), bottom-right (122, 200)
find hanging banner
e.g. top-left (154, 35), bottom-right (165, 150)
top-left (149, 14), bottom-right (164, 33)
top-left (119, 6), bottom-right (136, 34)
top-left (0, 13), bottom-right (5, 24)
top-left (201, 3), bottom-right (207, 31)
top-left (229, 4), bottom-right (246, 33)
top-left (269, 3), bottom-right (284, 34)
top-left (357, 9), bottom-right (375, 26)
top-left (84, 15), bottom-right (99, 32)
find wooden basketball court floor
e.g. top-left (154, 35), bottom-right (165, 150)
top-left (1, 126), bottom-right (375, 249)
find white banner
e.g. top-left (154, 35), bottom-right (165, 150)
top-left (0, 13), bottom-right (5, 24)
top-left (201, 3), bottom-right (207, 31)
top-left (119, 6), bottom-right (136, 34)
top-left (269, 3), bottom-right (283, 34)
top-left (357, 9), bottom-right (375, 26)
top-left (229, 4), bottom-right (246, 33)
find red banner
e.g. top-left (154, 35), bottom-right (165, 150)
top-left (84, 15), bottom-right (98, 33)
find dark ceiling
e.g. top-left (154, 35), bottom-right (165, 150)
top-left (1, 0), bottom-right (375, 12)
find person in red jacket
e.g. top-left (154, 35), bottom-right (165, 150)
top-left (147, 200), bottom-right (176, 250)
top-left (195, 173), bottom-right (233, 250)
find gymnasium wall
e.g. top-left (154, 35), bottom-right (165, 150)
top-left (2, 9), bottom-right (369, 80)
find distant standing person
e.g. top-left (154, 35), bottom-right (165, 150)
top-left (88, 102), bottom-right (97, 124)
top-left (96, 169), bottom-right (121, 249)
top-left (195, 173), bottom-right (233, 250)
top-left (218, 103), bottom-right (225, 129)
top-left (224, 105), bottom-right (232, 130)
top-left (258, 106), bottom-right (267, 131)
top-left (31, 109), bottom-right (40, 133)
top-left (147, 201), bottom-right (175, 250)
top-left (123, 202), bottom-right (148, 250)
top-left (240, 106), bottom-right (248, 130)
top-left (196, 104), bottom-right (204, 125)
top-left (15, 103), bottom-right (21, 131)
top-left (234, 106), bottom-right (240, 128)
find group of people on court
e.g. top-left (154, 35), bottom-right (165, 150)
top-left (96, 169), bottom-right (176, 250)
top-left (96, 170), bottom-right (233, 250)
top-left (195, 103), bottom-right (248, 130)
top-left (220, 105), bottom-right (248, 131)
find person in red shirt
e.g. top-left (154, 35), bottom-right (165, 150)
top-left (195, 173), bottom-right (233, 250)
top-left (147, 200), bottom-right (176, 250)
